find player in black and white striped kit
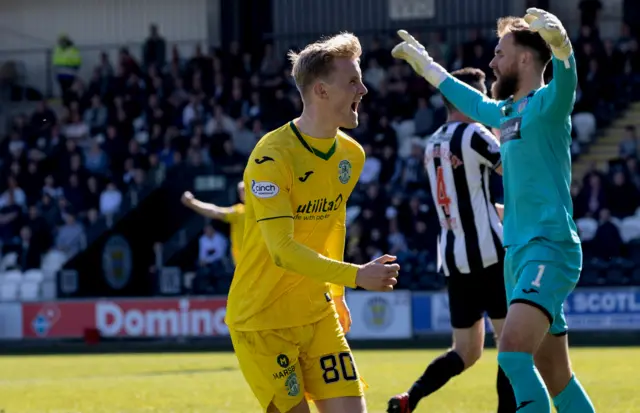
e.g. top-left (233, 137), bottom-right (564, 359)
top-left (388, 68), bottom-right (516, 413)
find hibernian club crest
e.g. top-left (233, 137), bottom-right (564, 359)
top-left (338, 160), bottom-right (351, 184)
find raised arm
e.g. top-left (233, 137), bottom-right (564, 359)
top-left (525, 8), bottom-right (577, 119)
top-left (439, 77), bottom-right (503, 128)
top-left (391, 30), bottom-right (504, 129)
top-left (181, 192), bottom-right (236, 221)
top-left (245, 148), bottom-right (359, 288)
top-left (538, 54), bottom-right (577, 119)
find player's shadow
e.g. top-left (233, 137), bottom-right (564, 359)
top-left (136, 366), bottom-right (236, 377)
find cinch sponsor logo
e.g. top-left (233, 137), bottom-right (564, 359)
top-left (251, 180), bottom-right (279, 198)
top-left (296, 194), bottom-right (343, 214)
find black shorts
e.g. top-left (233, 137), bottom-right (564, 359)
top-left (447, 261), bottom-right (508, 329)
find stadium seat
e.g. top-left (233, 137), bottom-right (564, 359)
top-left (620, 216), bottom-right (640, 243)
top-left (572, 112), bottom-right (596, 143)
top-left (41, 250), bottom-right (67, 279)
top-left (23, 269), bottom-right (44, 283)
top-left (576, 217), bottom-right (598, 241)
top-left (0, 281), bottom-right (19, 302)
top-left (19, 280), bottom-right (40, 301)
top-left (2, 269), bottom-right (22, 283)
top-left (40, 280), bottom-right (57, 300)
top-left (0, 252), bottom-right (18, 272)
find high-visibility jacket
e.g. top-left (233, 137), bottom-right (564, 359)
top-left (52, 46), bottom-right (81, 76)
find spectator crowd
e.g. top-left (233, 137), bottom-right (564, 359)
top-left (2, 13), bottom-right (640, 290)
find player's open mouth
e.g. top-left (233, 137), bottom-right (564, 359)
top-left (351, 101), bottom-right (359, 113)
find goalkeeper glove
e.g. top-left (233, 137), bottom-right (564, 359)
top-left (391, 30), bottom-right (448, 88)
top-left (524, 8), bottom-right (573, 68)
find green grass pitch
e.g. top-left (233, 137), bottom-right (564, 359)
top-left (0, 347), bottom-right (637, 412)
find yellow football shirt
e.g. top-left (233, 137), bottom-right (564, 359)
top-left (225, 121), bottom-right (365, 331)
top-left (223, 203), bottom-right (245, 264)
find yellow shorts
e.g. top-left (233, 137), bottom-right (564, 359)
top-left (230, 313), bottom-right (365, 412)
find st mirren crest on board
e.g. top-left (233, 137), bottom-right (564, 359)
top-left (338, 160), bottom-right (351, 184)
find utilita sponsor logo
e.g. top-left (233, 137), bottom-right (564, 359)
top-left (96, 299), bottom-right (228, 337)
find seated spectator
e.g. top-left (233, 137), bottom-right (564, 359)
top-left (63, 174), bottom-right (86, 212)
top-left (63, 109), bottom-right (90, 141)
top-left (388, 220), bottom-right (408, 255)
top-left (0, 191), bottom-right (23, 244)
top-left (99, 181), bottom-right (123, 217)
top-left (576, 172), bottom-right (607, 219)
top-left (359, 144), bottom-right (381, 185)
top-left (83, 95), bottom-right (109, 136)
top-left (25, 205), bottom-right (52, 253)
top-left (15, 226), bottom-right (42, 270)
top-left (198, 224), bottom-right (228, 266)
top-left (216, 140), bottom-right (245, 176)
top-left (42, 175), bottom-right (63, 200)
top-left (618, 125), bottom-right (638, 158)
top-left (22, 161), bottom-right (44, 206)
top-left (414, 97), bottom-right (434, 136)
top-left (29, 99), bottom-right (58, 139)
top-left (608, 170), bottom-right (640, 218)
top-left (0, 176), bottom-right (26, 208)
top-left (84, 139), bottom-right (110, 175)
top-left (84, 176), bottom-right (101, 211)
top-left (232, 118), bottom-right (258, 157)
top-left (55, 212), bottom-right (86, 258)
top-left (38, 193), bottom-right (61, 230)
top-left (592, 208), bottom-right (623, 260)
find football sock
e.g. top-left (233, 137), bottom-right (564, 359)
top-left (497, 366), bottom-right (517, 413)
top-left (497, 352), bottom-right (550, 413)
top-left (552, 374), bottom-right (595, 413)
top-left (407, 350), bottom-right (465, 410)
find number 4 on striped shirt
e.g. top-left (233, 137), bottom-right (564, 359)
top-left (436, 166), bottom-right (451, 215)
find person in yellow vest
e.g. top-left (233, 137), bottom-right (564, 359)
top-left (52, 34), bottom-right (81, 104)
top-left (181, 181), bottom-right (245, 264)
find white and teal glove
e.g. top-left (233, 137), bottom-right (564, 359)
top-left (391, 30), bottom-right (449, 88)
top-left (524, 8), bottom-right (573, 68)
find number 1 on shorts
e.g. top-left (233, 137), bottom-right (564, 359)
top-left (531, 264), bottom-right (545, 287)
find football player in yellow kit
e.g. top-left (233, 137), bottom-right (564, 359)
top-left (181, 181), bottom-right (246, 264)
top-left (225, 33), bottom-right (400, 413)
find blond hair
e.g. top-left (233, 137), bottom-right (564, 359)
top-left (288, 32), bottom-right (362, 96)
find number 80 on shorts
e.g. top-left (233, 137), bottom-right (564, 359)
top-left (319, 352), bottom-right (358, 384)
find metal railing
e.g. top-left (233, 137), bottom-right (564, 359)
top-left (0, 38), bottom-right (205, 98)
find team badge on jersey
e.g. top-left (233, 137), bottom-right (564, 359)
top-left (285, 372), bottom-right (301, 396)
top-left (517, 98), bottom-right (529, 114)
top-left (338, 160), bottom-right (351, 184)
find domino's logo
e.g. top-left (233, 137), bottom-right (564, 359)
top-left (32, 314), bottom-right (51, 336)
top-left (30, 305), bottom-right (61, 337)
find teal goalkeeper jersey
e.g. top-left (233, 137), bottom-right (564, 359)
top-left (438, 55), bottom-right (581, 247)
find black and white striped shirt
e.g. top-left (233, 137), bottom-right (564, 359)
top-left (424, 121), bottom-right (503, 276)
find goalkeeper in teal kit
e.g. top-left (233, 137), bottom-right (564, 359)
top-left (392, 8), bottom-right (595, 413)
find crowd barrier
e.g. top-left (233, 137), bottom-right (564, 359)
top-left (0, 288), bottom-right (639, 340)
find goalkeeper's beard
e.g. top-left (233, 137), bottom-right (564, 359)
top-left (492, 70), bottom-right (520, 101)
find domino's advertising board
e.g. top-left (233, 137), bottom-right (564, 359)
top-left (412, 287), bottom-right (640, 334)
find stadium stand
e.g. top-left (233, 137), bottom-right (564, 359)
top-left (2, 15), bottom-right (640, 301)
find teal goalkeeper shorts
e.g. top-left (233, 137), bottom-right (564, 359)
top-left (504, 238), bottom-right (582, 335)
